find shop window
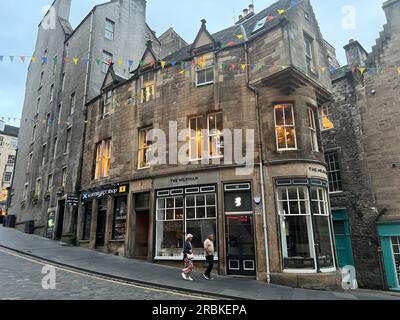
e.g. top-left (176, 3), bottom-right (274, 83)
top-left (94, 139), bottom-right (111, 179)
top-left (277, 186), bottom-right (335, 271)
top-left (325, 151), bottom-right (343, 193)
top-left (274, 104), bottom-right (297, 151)
top-left (392, 236), bottom-right (400, 285)
top-left (208, 112), bottom-right (224, 158)
top-left (319, 105), bottom-right (334, 130)
top-left (189, 116), bottom-right (204, 161)
top-left (82, 203), bottom-right (92, 241)
top-left (138, 127), bottom-right (152, 169)
top-left (141, 71), bottom-right (155, 103)
top-left (113, 196), bottom-right (127, 240)
top-left (307, 107), bottom-right (319, 152)
top-left (196, 53), bottom-right (214, 87)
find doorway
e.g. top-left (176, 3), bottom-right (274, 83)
top-left (332, 209), bottom-right (355, 268)
top-left (134, 193), bottom-right (150, 259)
top-left (55, 200), bottom-right (65, 240)
top-left (96, 198), bottom-right (108, 248)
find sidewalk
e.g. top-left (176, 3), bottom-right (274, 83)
top-left (0, 226), bottom-right (399, 300)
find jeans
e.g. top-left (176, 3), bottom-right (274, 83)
top-left (205, 255), bottom-right (214, 277)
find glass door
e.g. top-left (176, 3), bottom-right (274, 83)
top-left (226, 215), bottom-right (256, 276)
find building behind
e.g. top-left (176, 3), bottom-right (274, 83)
top-left (11, 0), bottom-right (186, 240)
top-left (321, 0), bottom-right (400, 291)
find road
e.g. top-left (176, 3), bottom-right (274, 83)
top-left (0, 248), bottom-right (212, 300)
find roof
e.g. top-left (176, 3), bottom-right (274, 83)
top-left (165, 0), bottom-right (290, 62)
top-left (0, 125), bottom-right (19, 138)
top-left (59, 18), bottom-right (73, 36)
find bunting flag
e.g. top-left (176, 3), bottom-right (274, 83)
top-left (277, 9), bottom-right (286, 15)
top-left (73, 58), bottom-right (79, 65)
top-left (321, 67), bottom-right (326, 73)
top-left (83, 58), bottom-right (90, 65)
top-left (291, 0), bottom-right (298, 7)
top-left (179, 69), bottom-right (186, 74)
top-left (128, 60), bottom-right (134, 67)
top-left (171, 61), bottom-right (176, 67)
top-left (31, 56), bottom-right (36, 63)
top-left (160, 60), bottom-right (166, 69)
top-left (9, 56), bottom-right (14, 63)
top-left (53, 56), bottom-right (58, 64)
top-left (241, 64), bottom-right (246, 71)
top-left (20, 56), bottom-right (26, 63)
top-left (42, 57), bottom-right (48, 64)
top-left (251, 64), bottom-right (256, 71)
top-left (359, 67), bottom-right (366, 75)
top-left (0, 56), bottom-right (3, 63)
top-left (96, 59), bottom-right (101, 65)
top-left (117, 58), bottom-right (123, 65)
top-left (236, 34), bottom-right (244, 40)
top-left (139, 60), bottom-right (145, 66)
top-left (63, 57), bottom-right (68, 64)
top-left (330, 67), bottom-right (336, 73)
top-left (267, 16), bottom-right (274, 21)
top-left (107, 59), bottom-right (113, 65)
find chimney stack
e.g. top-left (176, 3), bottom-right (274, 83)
top-left (249, 4), bottom-right (255, 13)
top-left (238, 14), bottom-right (243, 20)
top-left (243, 8), bottom-right (249, 16)
top-left (343, 39), bottom-right (368, 67)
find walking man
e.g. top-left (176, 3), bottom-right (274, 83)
top-left (203, 234), bottom-right (215, 280)
top-left (182, 234), bottom-right (194, 281)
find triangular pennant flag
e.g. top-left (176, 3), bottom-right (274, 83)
top-left (150, 60), bottom-right (156, 67)
top-left (107, 59), bottom-right (113, 65)
top-left (397, 67), bottom-right (400, 75)
top-left (20, 56), bottom-right (26, 63)
top-left (236, 34), bottom-right (244, 40)
top-left (9, 56), bottom-right (14, 63)
top-left (179, 70), bottom-right (185, 74)
top-left (220, 43), bottom-right (228, 49)
top-left (31, 56), bottom-right (36, 63)
top-left (351, 66), bottom-right (356, 73)
top-left (53, 56), bottom-right (58, 64)
top-left (117, 58), bottom-right (123, 65)
top-left (139, 60), bottom-right (145, 66)
top-left (267, 16), bottom-right (274, 21)
top-left (330, 67), bottom-right (335, 73)
top-left (160, 60), bottom-right (166, 69)
top-left (63, 57), bottom-right (68, 64)
top-left (291, 0), bottom-right (298, 7)
top-left (321, 67), bottom-right (326, 73)
top-left (359, 67), bottom-right (366, 75)
top-left (229, 64), bottom-right (237, 70)
top-left (171, 61), bottom-right (176, 67)
top-left (83, 58), bottom-right (90, 65)
top-left (128, 60), bottom-right (134, 67)
top-left (220, 63), bottom-right (227, 70)
top-left (277, 9), bottom-right (286, 15)
top-left (227, 41), bottom-right (236, 46)
top-left (241, 64), bottom-right (247, 71)
top-left (73, 58), bottom-right (79, 65)
top-left (96, 59), bottom-right (101, 65)
top-left (42, 57), bottom-right (48, 64)
top-left (281, 65), bottom-right (287, 70)
top-left (251, 64), bottom-right (256, 71)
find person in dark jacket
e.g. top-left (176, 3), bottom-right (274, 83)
top-left (181, 234), bottom-right (194, 281)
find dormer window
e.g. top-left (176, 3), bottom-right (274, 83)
top-left (102, 90), bottom-right (112, 118)
top-left (141, 71), bottom-right (155, 103)
top-left (196, 53), bottom-right (214, 87)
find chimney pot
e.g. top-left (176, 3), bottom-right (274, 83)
top-left (243, 8), bottom-right (249, 16)
top-left (239, 15), bottom-right (243, 20)
top-left (249, 4), bottom-right (254, 13)
top-left (201, 19), bottom-right (207, 26)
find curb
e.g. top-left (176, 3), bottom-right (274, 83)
top-left (0, 244), bottom-right (248, 300)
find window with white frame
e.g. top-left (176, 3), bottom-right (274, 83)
top-left (7, 155), bottom-right (15, 165)
top-left (27, 153), bottom-right (32, 172)
top-left (138, 127), bottom-right (152, 169)
top-left (45, 113), bottom-right (51, 134)
top-left (307, 107), bottom-right (319, 152)
top-left (391, 236), bottom-right (400, 285)
top-left (105, 19), bottom-right (115, 41)
top-left (57, 103), bottom-right (62, 124)
top-left (32, 124), bottom-right (37, 143)
top-left (208, 113), bottom-right (224, 158)
top-left (189, 116), bottom-right (204, 161)
top-left (274, 104), bottom-right (297, 150)
top-left (4, 172), bottom-right (12, 182)
top-left (277, 185), bottom-right (334, 270)
top-left (102, 51), bottom-right (113, 74)
top-left (61, 72), bottom-right (66, 92)
top-left (93, 139), bottom-right (111, 179)
top-left (319, 105), bottom-right (334, 130)
top-left (34, 178), bottom-right (42, 197)
top-left (155, 188), bottom-right (217, 259)
top-left (102, 90), bottom-right (112, 118)
top-left (141, 71), bottom-right (155, 103)
top-left (53, 137), bottom-right (58, 159)
top-left (11, 138), bottom-right (17, 149)
top-left (325, 151), bottom-right (343, 192)
top-left (196, 53), bottom-right (214, 86)
top-left (49, 84), bottom-right (54, 102)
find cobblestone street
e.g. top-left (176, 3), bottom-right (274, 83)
top-left (0, 248), bottom-right (205, 300)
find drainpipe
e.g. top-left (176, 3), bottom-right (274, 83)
top-left (75, 11), bottom-right (94, 237)
top-left (241, 25), bottom-right (271, 284)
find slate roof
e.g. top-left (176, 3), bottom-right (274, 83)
top-left (165, 0), bottom-right (290, 62)
top-left (0, 125), bottom-right (19, 138)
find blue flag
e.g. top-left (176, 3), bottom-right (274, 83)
top-left (291, 0), bottom-right (297, 7)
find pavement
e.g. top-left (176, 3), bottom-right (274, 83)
top-left (1, 225), bottom-right (399, 300)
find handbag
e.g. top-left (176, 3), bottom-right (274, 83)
top-left (187, 253), bottom-right (194, 260)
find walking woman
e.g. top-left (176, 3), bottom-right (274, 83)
top-left (181, 234), bottom-right (194, 281)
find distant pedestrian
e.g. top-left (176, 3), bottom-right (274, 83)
top-left (203, 234), bottom-right (215, 280)
top-left (181, 234), bottom-right (194, 281)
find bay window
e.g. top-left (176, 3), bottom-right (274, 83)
top-left (274, 104), bottom-right (297, 150)
top-left (276, 180), bottom-right (335, 271)
top-left (155, 186), bottom-right (218, 260)
top-left (208, 113), bottom-right (224, 158)
top-left (308, 107), bottom-right (319, 152)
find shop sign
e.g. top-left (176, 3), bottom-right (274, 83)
top-left (170, 176), bottom-right (199, 184)
top-left (67, 194), bottom-right (79, 207)
top-left (82, 184), bottom-right (129, 202)
top-left (308, 166), bottom-right (327, 175)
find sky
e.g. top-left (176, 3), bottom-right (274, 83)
top-left (0, 0), bottom-right (387, 127)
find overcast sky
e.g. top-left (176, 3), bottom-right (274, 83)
top-left (0, 0), bottom-right (387, 127)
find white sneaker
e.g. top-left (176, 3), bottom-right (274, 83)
top-left (188, 277), bottom-right (194, 281)
top-left (181, 273), bottom-right (188, 281)
top-left (203, 274), bottom-right (210, 280)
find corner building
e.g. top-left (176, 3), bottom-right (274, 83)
top-left (80, 0), bottom-right (340, 289)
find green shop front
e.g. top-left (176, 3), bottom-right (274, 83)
top-left (377, 221), bottom-right (400, 292)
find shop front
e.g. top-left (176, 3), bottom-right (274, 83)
top-left (377, 221), bottom-right (400, 292)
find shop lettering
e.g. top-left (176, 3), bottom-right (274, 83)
top-left (170, 177), bottom-right (199, 184)
top-left (152, 305), bottom-right (187, 318)
top-left (308, 167), bottom-right (327, 175)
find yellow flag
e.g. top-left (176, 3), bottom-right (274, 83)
top-left (359, 67), bottom-right (366, 75)
top-left (117, 58), bottom-right (123, 65)
top-left (277, 9), bottom-right (286, 15)
top-left (281, 65), bottom-right (287, 70)
top-left (161, 60), bottom-right (166, 69)
top-left (179, 70), bottom-right (185, 74)
top-left (397, 67), bottom-right (400, 75)
top-left (236, 34), bottom-right (244, 40)
top-left (73, 58), bottom-right (79, 65)
top-left (321, 67), bottom-right (326, 73)
top-left (241, 64), bottom-right (246, 71)
top-left (31, 56), bottom-right (37, 63)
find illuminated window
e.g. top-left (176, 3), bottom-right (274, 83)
top-left (274, 104), bottom-right (297, 151)
top-left (308, 108), bottom-right (319, 152)
top-left (141, 72), bottom-right (155, 103)
top-left (138, 127), bottom-right (152, 169)
top-left (189, 116), bottom-right (204, 160)
top-left (319, 105), bottom-right (334, 130)
top-left (94, 139), bottom-right (111, 179)
top-left (196, 53), bottom-right (214, 86)
top-left (208, 113), bottom-right (224, 158)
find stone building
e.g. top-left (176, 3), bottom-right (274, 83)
top-left (321, 0), bottom-right (400, 291)
top-left (11, 0), bottom-right (185, 240)
top-left (0, 121), bottom-right (19, 213)
top-left (80, 0), bottom-right (340, 289)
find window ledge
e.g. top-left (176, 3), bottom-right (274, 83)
top-left (109, 239), bottom-right (125, 243)
top-left (196, 81), bottom-right (214, 88)
top-left (329, 191), bottom-right (344, 195)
